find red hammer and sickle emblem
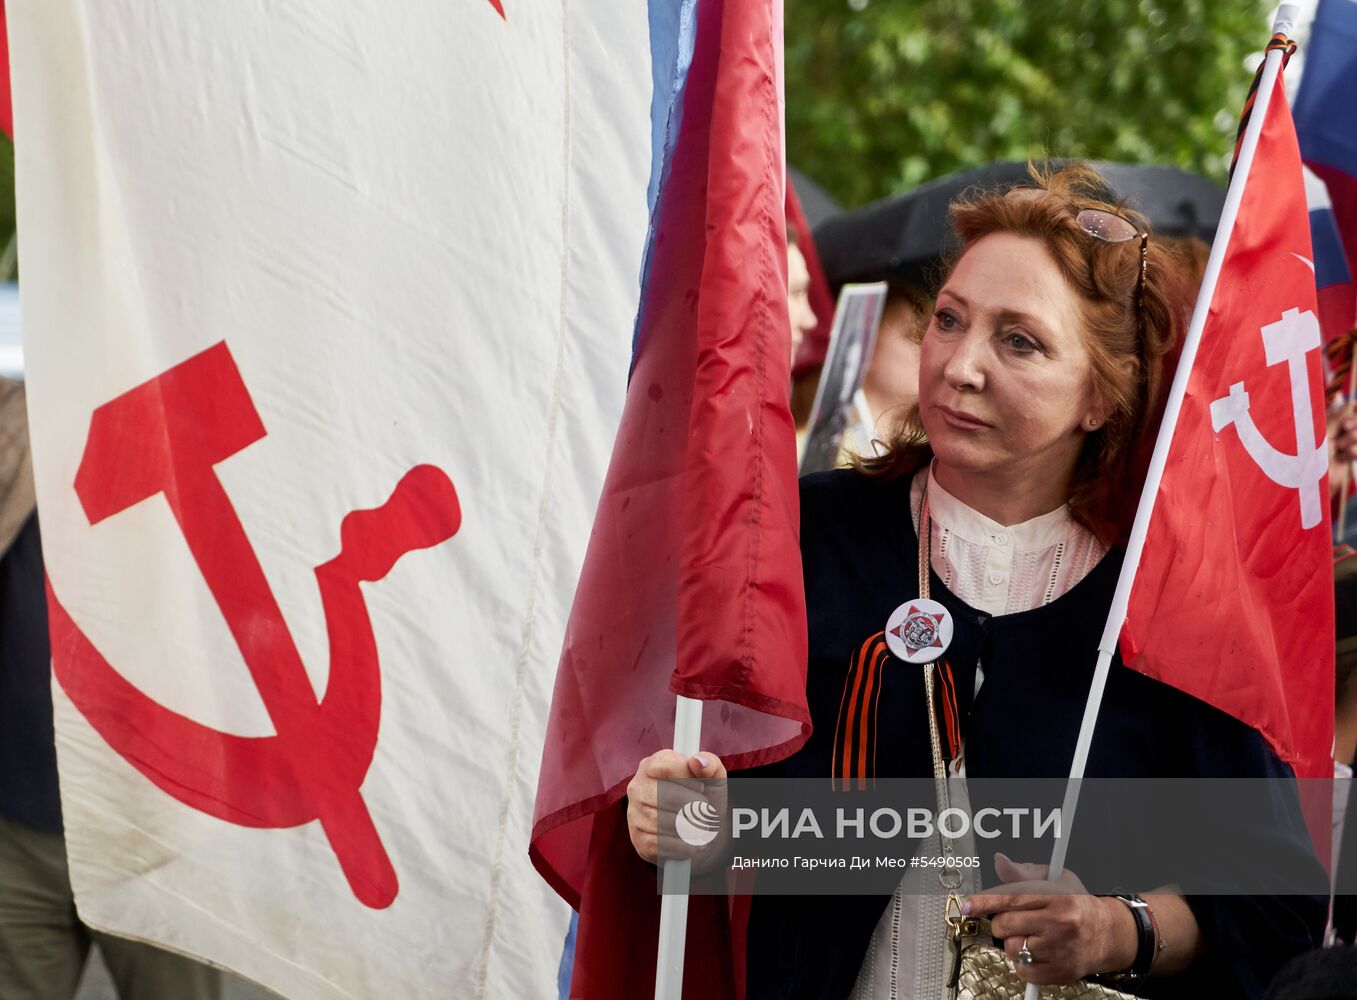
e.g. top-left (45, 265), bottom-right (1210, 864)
top-left (45, 341), bottom-right (462, 909)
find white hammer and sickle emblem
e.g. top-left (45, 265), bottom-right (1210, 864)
top-left (1209, 307), bottom-right (1326, 530)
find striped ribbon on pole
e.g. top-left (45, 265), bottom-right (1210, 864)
top-left (1230, 33), bottom-right (1297, 180)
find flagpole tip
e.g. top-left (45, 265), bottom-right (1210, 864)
top-left (1272, 4), bottom-right (1299, 36)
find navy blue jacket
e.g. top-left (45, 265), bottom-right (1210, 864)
top-left (744, 470), bottom-right (1325, 1000)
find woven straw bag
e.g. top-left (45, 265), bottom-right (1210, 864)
top-left (954, 944), bottom-right (1138, 999)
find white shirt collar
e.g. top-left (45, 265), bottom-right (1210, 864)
top-left (916, 466), bottom-right (1085, 553)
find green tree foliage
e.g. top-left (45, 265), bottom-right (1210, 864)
top-left (0, 137), bottom-right (13, 279)
top-left (785, 0), bottom-right (1270, 208)
top-left (0, 137), bottom-right (13, 238)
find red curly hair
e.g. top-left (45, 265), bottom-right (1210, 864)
top-left (856, 163), bottom-right (1193, 545)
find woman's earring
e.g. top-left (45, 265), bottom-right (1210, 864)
top-left (1086, 417), bottom-right (1100, 430)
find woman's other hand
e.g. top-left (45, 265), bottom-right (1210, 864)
top-left (967, 856), bottom-right (1201, 982)
top-left (625, 751), bottom-right (727, 864)
top-left (964, 854), bottom-right (1138, 985)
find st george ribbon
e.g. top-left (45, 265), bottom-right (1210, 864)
top-left (45, 341), bottom-right (462, 909)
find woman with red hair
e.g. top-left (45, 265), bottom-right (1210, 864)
top-left (626, 165), bottom-right (1325, 999)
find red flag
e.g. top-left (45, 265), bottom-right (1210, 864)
top-left (530, 0), bottom-right (811, 995)
top-left (1120, 74), bottom-right (1334, 781)
top-left (0, 1), bottom-right (11, 139)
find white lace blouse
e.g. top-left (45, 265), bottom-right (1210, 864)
top-left (851, 467), bottom-right (1107, 999)
top-left (911, 467), bottom-right (1107, 620)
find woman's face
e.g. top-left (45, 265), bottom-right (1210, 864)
top-left (919, 232), bottom-right (1102, 489)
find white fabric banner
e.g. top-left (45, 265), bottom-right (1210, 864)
top-left (10, 2), bottom-right (650, 996)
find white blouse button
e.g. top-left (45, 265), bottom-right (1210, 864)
top-left (995, 532), bottom-right (1009, 545)
top-left (988, 570), bottom-right (1005, 585)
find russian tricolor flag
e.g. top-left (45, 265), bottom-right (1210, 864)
top-left (1296, 0), bottom-right (1357, 401)
top-left (1296, 0), bottom-right (1357, 282)
top-left (1307, 167), bottom-right (1357, 400)
top-left (532, 1), bottom-right (811, 997)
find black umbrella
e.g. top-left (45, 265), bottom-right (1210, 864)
top-left (789, 165), bottom-right (843, 229)
top-left (812, 160), bottom-right (1225, 293)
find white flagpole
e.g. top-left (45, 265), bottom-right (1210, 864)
top-left (654, 694), bottom-right (704, 1000)
top-left (1022, 8), bottom-right (1299, 998)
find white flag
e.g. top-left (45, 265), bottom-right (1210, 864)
top-left (10, 1), bottom-right (651, 996)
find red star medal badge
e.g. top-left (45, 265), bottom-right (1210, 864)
top-left (883, 598), bottom-right (953, 664)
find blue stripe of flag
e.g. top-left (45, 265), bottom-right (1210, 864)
top-left (1295, 0), bottom-right (1357, 179)
top-left (556, 911), bottom-right (577, 1000)
top-left (631, 0), bottom-right (701, 369)
top-left (1312, 205), bottom-right (1353, 290)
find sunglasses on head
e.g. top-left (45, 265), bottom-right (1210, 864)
top-left (1075, 208), bottom-right (1148, 309)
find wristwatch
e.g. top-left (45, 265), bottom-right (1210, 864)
top-left (1097, 892), bottom-right (1159, 982)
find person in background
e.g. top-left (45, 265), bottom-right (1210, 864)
top-left (0, 376), bottom-right (223, 1000)
top-left (841, 284), bottom-right (928, 459)
top-left (1330, 411), bottom-right (1357, 543)
top-left (789, 224), bottom-right (821, 459)
top-left (787, 225), bottom-right (819, 370)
